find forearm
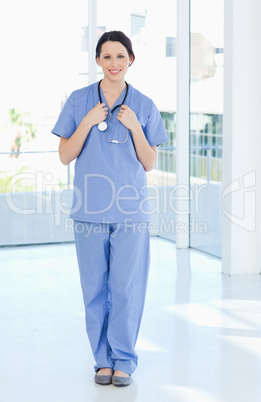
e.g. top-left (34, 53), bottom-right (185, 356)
top-left (131, 124), bottom-right (157, 172)
top-left (59, 118), bottom-right (92, 165)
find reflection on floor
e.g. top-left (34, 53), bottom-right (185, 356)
top-left (0, 237), bottom-right (261, 402)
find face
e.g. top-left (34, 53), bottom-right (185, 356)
top-left (96, 41), bottom-right (133, 82)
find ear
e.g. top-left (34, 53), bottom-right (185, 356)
top-left (129, 55), bottom-right (134, 67)
top-left (96, 56), bottom-right (101, 66)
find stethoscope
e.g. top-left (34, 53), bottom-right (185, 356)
top-left (97, 79), bottom-right (129, 144)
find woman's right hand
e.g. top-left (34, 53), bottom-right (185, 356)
top-left (59, 103), bottom-right (108, 165)
top-left (84, 102), bottom-right (108, 127)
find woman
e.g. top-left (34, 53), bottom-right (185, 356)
top-left (52, 31), bottom-right (168, 387)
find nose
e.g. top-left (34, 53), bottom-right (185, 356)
top-left (111, 57), bottom-right (118, 67)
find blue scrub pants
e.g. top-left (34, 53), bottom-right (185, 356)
top-left (73, 220), bottom-right (150, 375)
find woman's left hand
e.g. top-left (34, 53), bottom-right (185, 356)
top-left (117, 105), bottom-right (140, 132)
top-left (117, 105), bottom-right (157, 171)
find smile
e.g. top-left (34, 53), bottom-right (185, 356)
top-left (109, 69), bottom-right (122, 75)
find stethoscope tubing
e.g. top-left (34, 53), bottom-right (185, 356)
top-left (98, 79), bottom-right (129, 115)
top-left (97, 79), bottom-right (129, 139)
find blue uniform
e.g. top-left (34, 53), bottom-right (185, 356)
top-left (52, 81), bottom-right (168, 374)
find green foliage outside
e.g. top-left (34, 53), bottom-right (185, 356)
top-left (0, 166), bottom-right (35, 193)
top-left (8, 108), bottom-right (38, 158)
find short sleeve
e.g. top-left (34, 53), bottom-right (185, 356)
top-left (143, 101), bottom-right (169, 147)
top-left (51, 92), bottom-right (76, 139)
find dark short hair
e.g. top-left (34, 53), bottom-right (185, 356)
top-left (96, 31), bottom-right (135, 66)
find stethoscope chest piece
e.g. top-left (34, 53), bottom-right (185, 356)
top-left (98, 121), bottom-right (107, 131)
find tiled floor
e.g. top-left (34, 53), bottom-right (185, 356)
top-left (0, 237), bottom-right (261, 402)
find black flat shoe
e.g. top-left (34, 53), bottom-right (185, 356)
top-left (112, 375), bottom-right (132, 387)
top-left (94, 370), bottom-right (112, 385)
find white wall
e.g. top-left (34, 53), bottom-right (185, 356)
top-left (222, 0), bottom-right (261, 274)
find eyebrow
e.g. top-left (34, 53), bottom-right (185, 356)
top-left (103, 53), bottom-right (125, 56)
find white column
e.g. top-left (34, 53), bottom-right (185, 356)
top-left (175, 0), bottom-right (190, 249)
top-left (88, 0), bottom-right (97, 84)
top-left (222, 0), bottom-right (261, 275)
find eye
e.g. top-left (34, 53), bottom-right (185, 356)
top-left (118, 55), bottom-right (125, 59)
top-left (104, 56), bottom-right (110, 59)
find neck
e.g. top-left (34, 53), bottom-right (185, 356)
top-left (100, 77), bottom-right (126, 94)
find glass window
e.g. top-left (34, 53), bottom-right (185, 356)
top-left (190, 0), bottom-right (224, 257)
top-left (0, 0), bottom-right (89, 194)
top-left (0, 0), bottom-right (177, 245)
top-left (0, 0), bottom-right (90, 245)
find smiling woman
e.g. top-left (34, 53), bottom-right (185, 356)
top-left (96, 42), bottom-right (132, 106)
top-left (95, 31), bottom-right (135, 107)
top-left (51, 30), bottom-right (168, 387)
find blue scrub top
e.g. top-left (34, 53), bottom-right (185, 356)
top-left (52, 81), bottom-right (168, 223)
